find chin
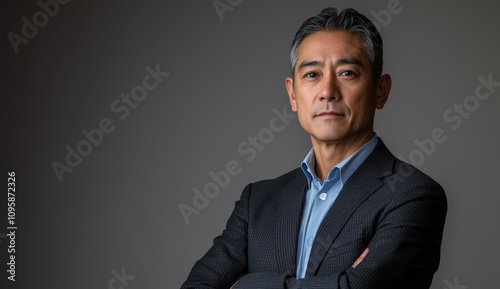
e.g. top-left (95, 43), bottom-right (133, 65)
top-left (313, 133), bottom-right (346, 143)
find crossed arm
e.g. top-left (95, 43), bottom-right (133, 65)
top-left (181, 180), bottom-right (447, 289)
top-left (230, 248), bottom-right (369, 289)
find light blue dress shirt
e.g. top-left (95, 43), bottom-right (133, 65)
top-left (296, 135), bottom-right (379, 279)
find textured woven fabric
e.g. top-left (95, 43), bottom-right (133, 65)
top-left (181, 139), bottom-right (447, 289)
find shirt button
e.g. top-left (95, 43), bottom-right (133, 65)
top-left (319, 193), bottom-right (327, 200)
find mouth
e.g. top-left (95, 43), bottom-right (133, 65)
top-left (316, 111), bottom-right (345, 118)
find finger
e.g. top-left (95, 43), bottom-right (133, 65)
top-left (351, 247), bottom-right (370, 268)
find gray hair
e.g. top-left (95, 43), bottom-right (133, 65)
top-left (290, 8), bottom-right (383, 80)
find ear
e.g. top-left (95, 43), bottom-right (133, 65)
top-left (285, 77), bottom-right (298, 112)
top-left (375, 74), bottom-right (391, 110)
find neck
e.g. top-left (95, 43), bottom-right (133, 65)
top-left (311, 132), bottom-right (374, 182)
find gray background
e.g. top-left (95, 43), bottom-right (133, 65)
top-left (3, 0), bottom-right (499, 288)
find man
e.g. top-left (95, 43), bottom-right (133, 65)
top-left (181, 7), bottom-right (447, 289)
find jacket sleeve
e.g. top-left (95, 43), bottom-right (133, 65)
top-left (233, 180), bottom-right (447, 289)
top-left (180, 183), bottom-right (253, 289)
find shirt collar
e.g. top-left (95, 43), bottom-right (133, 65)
top-left (301, 134), bottom-right (379, 189)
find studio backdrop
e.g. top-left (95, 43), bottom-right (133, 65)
top-left (3, 0), bottom-right (500, 288)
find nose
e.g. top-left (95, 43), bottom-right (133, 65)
top-left (319, 74), bottom-right (339, 102)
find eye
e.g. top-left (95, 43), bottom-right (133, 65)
top-left (339, 70), bottom-right (357, 78)
top-left (304, 71), bottom-right (318, 79)
top-left (340, 70), bottom-right (355, 77)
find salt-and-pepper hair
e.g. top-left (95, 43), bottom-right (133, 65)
top-left (290, 8), bottom-right (384, 81)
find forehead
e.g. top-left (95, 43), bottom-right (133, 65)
top-left (296, 31), bottom-right (368, 66)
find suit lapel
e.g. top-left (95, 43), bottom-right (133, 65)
top-left (275, 169), bottom-right (307, 275)
top-left (305, 140), bottom-right (394, 276)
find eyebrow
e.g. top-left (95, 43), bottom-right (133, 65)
top-left (297, 58), bottom-right (364, 71)
top-left (336, 58), bottom-right (364, 68)
top-left (297, 60), bottom-right (323, 71)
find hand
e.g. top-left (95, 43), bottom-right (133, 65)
top-left (351, 248), bottom-right (369, 268)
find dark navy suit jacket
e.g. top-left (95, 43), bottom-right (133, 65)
top-left (181, 139), bottom-right (447, 289)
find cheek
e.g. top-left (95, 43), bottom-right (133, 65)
top-left (346, 89), bottom-right (375, 113)
top-left (345, 98), bottom-right (367, 120)
top-left (294, 102), bottom-right (314, 129)
top-left (349, 100), bottom-right (375, 126)
top-left (296, 108), bottom-right (310, 128)
top-left (294, 96), bottom-right (311, 116)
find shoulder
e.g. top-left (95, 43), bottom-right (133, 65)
top-left (250, 168), bottom-right (304, 192)
top-left (238, 168), bottom-right (305, 207)
top-left (382, 157), bottom-right (447, 208)
top-left (367, 139), bottom-right (446, 202)
top-left (392, 158), bottom-right (443, 189)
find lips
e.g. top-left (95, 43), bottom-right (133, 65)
top-left (316, 111), bottom-right (345, 117)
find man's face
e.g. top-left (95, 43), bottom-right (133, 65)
top-left (286, 31), bottom-right (390, 147)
